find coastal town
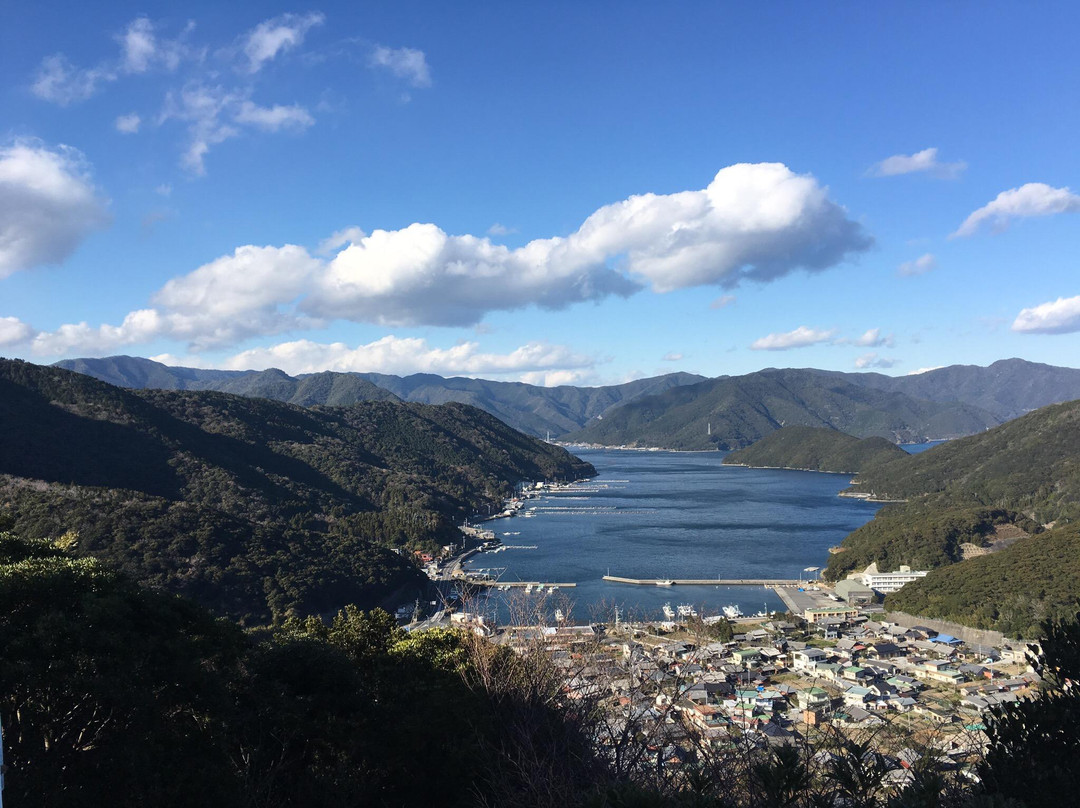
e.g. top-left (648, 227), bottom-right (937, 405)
top-left (398, 484), bottom-right (1038, 792)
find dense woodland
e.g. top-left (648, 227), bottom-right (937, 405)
top-left (722, 426), bottom-right (907, 473)
top-left (821, 400), bottom-right (1080, 634)
top-left (564, 368), bottom-right (999, 450)
top-left (0, 359), bottom-right (593, 624)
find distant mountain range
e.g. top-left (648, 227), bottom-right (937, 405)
top-left (54, 356), bottom-right (705, 439)
top-left (54, 356), bottom-right (1080, 449)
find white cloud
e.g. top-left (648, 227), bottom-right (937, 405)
top-left (898, 253), bottom-right (936, 276)
top-left (217, 336), bottom-right (594, 380)
top-left (307, 163), bottom-right (869, 327)
top-left (661, 352), bottom-right (684, 362)
top-left (853, 328), bottom-right (894, 348)
top-left (907, 366), bottom-right (943, 376)
top-left (0, 316), bottom-right (36, 347)
top-left (710, 294), bottom-right (736, 309)
top-left (234, 101), bottom-right (314, 131)
top-left (31, 55), bottom-right (114, 105)
top-left (0, 141), bottom-right (110, 278)
top-left (487, 222), bottom-right (516, 236)
top-left (519, 369), bottom-right (595, 387)
top-left (370, 46), bottom-right (432, 87)
top-left (115, 113), bottom-right (141, 134)
top-left (317, 226), bottom-right (366, 256)
top-left (868, 147), bottom-right (966, 178)
top-left (750, 326), bottom-right (837, 351)
top-left (155, 183), bottom-right (172, 196)
top-left (854, 352), bottom-right (899, 369)
top-left (953, 183), bottom-right (1080, 237)
top-left (1011, 295), bottom-right (1080, 335)
top-left (118, 17), bottom-right (192, 74)
top-left (243, 12), bottom-right (324, 73)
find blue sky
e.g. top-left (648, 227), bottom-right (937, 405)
top-left (2, 2), bottom-right (1079, 385)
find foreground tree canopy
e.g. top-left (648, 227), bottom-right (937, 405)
top-left (2, 529), bottom-right (1080, 808)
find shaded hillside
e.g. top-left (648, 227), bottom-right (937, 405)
top-left (0, 359), bottom-right (593, 624)
top-left (55, 355), bottom-right (704, 438)
top-left (564, 369), bottom-right (999, 450)
top-left (722, 426), bottom-right (907, 473)
top-left (885, 524), bottom-right (1080, 638)
top-left (56, 356), bottom-right (400, 405)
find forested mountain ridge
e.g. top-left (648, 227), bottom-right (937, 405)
top-left (564, 369), bottom-right (1000, 450)
top-left (0, 359), bottom-right (593, 624)
top-left (722, 426), bottom-right (908, 473)
top-left (54, 355), bottom-right (705, 438)
top-left (822, 399), bottom-right (1080, 634)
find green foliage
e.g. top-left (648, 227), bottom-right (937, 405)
top-left (0, 359), bottom-right (593, 623)
top-left (565, 368), bottom-right (998, 450)
top-left (978, 612), bottom-right (1080, 807)
top-left (724, 426), bottom-right (907, 473)
top-left (825, 399), bottom-right (1080, 632)
top-left (824, 502), bottom-right (1033, 581)
top-left (884, 525), bottom-right (1080, 637)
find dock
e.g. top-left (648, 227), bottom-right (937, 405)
top-left (470, 580), bottom-right (576, 589)
top-left (602, 575), bottom-right (802, 586)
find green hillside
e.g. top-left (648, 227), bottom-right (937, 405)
top-left (824, 399), bottom-right (1080, 633)
top-left (885, 524), bottom-right (1080, 638)
top-left (0, 359), bottom-right (593, 624)
top-left (565, 368), bottom-right (999, 450)
top-left (722, 426), bottom-right (907, 472)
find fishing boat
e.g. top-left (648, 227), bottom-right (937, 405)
top-left (554, 608), bottom-right (565, 623)
top-left (676, 604), bottom-right (697, 618)
top-left (722, 604), bottom-right (743, 619)
top-left (662, 603), bottom-right (676, 620)
top-left (656, 579), bottom-right (674, 587)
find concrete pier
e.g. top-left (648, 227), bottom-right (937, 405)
top-left (602, 575), bottom-right (802, 586)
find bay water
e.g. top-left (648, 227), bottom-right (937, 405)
top-left (464, 448), bottom-right (889, 624)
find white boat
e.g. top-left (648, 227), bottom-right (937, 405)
top-left (676, 604), bottom-right (697, 618)
top-left (656, 580), bottom-right (674, 587)
top-left (662, 603), bottom-right (676, 620)
top-left (554, 608), bottom-right (565, 623)
top-left (722, 604), bottom-right (743, 619)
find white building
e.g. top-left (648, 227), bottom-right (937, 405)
top-left (856, 564), bottom-right (928, 593)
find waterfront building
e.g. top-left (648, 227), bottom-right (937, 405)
top-left (855, 564), bottom-right (929, 593)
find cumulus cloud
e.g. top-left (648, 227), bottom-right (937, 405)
top-left (952, 183), bottom-right (1080, 237)
top-left (710, 294), bottom-right (736, 309)
top-left (115, 113), bottom-right (141, 133)
top-left (852, 328), bottom-right (894, 348)
top-left (0, 141), bottom-right (110, 278)
top-left (0, 316), bottom-right (36, 347)
top-left (749, 326), bottom-right (837, 351)
top-left (854, 352), bottom-right (899, 369)
top-left (242, 12), bottom-right (324, 73)
top-left (370, 46), bottom-right (431, 87)
top-left (307, 163), bottom-right (870, 326)
top-left (898, 253), bottom-right (936, 276)
top-left (1011, 295), bottom-right (1080, 335)
top-left (868, 147), bottom-right (966, 179)
top-left (26, 163), bottom-right (871, 355)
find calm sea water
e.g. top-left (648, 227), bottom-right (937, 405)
top-left (463, 448), bottom-right (889, 623)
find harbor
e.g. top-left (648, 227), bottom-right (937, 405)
top-left (602, 575), bottom-right (803, 586)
